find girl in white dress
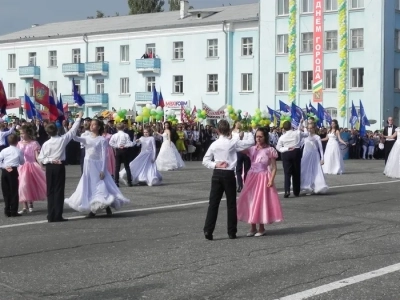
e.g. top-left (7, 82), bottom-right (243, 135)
top-left (155, 121), bottom-right (185, 171)
top-left (119, 127), bottom-right (162, 186)
top-left (65, 120), bottom-right (130, 217)
top-left (321, 120), bottom-right (347, 175)
top-left (301, 122), bottom-right (328, 194)
top-left (383, 128), bottom-right (400, 178)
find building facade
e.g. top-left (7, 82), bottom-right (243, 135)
top-left (0, 2), bottom-right (259, 119)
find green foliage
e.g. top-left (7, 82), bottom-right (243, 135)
top-left (128, 0), bottom-right (165, 15)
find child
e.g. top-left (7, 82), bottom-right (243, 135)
top-left (237, 127), bottom-right (283, 236)
top-left (0, 134), bottom-right (25, 217)
top-left (202, 120), bottom-right (254, 240)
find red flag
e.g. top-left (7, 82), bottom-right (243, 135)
top-left (0, 80), bottom-right (7, 115)
top-left (33, 79), bottom-right (50, 108)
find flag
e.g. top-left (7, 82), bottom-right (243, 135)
top-left (152, 86), bottom-right (158, 107)
top-left (0, 80), bottom-right (7, 115)
top-left (158, 90), bottom-right (165, 108)
top-left (48, 89), bottom-right (60, 121)
top-left (291, 102), bottom-right (303, 128)
top-left (72, 78), bottom-right (85, 106)
top-left (273, 110), bottom-right (281, 127)
top-left (267, 106), bottom-right (275, 122)
top-left (279, 100), bottom-right (291, 113)
top-left (323, 106), bottom-right (332, 124)
top-left (305, 105), bottom-right (310, 115)
top-left (309, 101), bottom-right (318, 116)
top-left (33, 79), bottom-right (50, 108)
top-left (57, 94), bottom-right (65, 122)
top-left (317, 103), bottom-right (325, 126)
top-left (349, 101), bottom-right (358, 129)
top-left (24, 93), bottom-right (36, 119)
top-left (359, 100), bottom-right (370, 136)
top-left (191, 106), bottom-right (197, 120)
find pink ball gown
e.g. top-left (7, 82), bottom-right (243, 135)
top-left (17, 141), bottom-right (47, 203)
top-left (103, 133), bottom-right (116, 176)
top-left (237, 146), bottom-right (283, 224)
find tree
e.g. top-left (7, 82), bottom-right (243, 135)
top-left (128, 0), bottom-right (164, 15)
top-left (169, 0), bottom-right (180, 11)
top-left (87, 10), bottom-right (120, 19)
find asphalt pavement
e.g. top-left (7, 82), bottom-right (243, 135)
top-left (0, 160), bottom-right (400, 300)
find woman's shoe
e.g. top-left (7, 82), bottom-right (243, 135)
top-left (18, 208), bottom-right (27, 214)
top-left (86, 212), bottom-right (96, 218)
top-left (255, 231), bottom-right (266, 237)
top-left (246, 231), bottom-right (257, 237)
top-left (105, 207), bottom-right (112, 216)
top-left (28, 208), bottom-right (33, 213)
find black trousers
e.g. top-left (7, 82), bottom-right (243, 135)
top-left (281, 148), bottom-right (301, 196)
top-left (1, 167), bottom-right (19, 215)
top-left (115, 149), bottom-right (132, 183)
top-left (80, 148), bottom-right (85, 174)
top-left (384, 141), bottom-right (395, 165)
top-left (45, 164), bottom-right (66, 222)
top-left (204, 170), bottom-right (237, 235)
top-left (236, 152), bottom-right (251, 188)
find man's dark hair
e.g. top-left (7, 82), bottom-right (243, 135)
top-left (218, 120), bottom-right (231, 136)
top-left (282, 121), bottom-right (292, 131)
top-left (45, 123), bottom-right (58, 137)
top-left (7, 134), bottom-right (19, 146)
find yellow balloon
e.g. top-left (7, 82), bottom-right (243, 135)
top-left (136, 116), bottom-right (143, 122)
top-left (115, 116), bottom-right (122, 123)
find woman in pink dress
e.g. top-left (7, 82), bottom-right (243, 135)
top-left (103, 125), bottom-right (116, 178)
top-left (17, 124), bottom-right (47, 213)
top-left (237, 127), bottom-right (283, 237)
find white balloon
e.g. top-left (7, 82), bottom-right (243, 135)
top-left (224, 108), bottom-right (229, 113)
top-left (146, 104), bottom-right (151, 109)
top-left (157, 106), bottom-right (162, 111)
top-left (198, 118), bottom-right (203, 122)
top-left (225, 112), bottom-right (230, 117)
top-left (152, 104), bottom-right (156, 109)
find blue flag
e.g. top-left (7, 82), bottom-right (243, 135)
top-left (291, 102), bottom-right (303, 128)
top-left (359, 100), bottom-right (369, 136)
top-left (279, 100), bottom-right (291, 113)
top-left (57, 94), bottom-right (65, 122)
top-left (317, 103), bottom-right (325, 127)
top-left (323, 106), bottom-right (332, 124)
top-left (349, 101), bottom-right (358, 129)
top-left (73, 78), bottom-right (85, 106)
top-left (152, 86), bottom-right (158, 107)
top-left (267, 106), bottom-right (275, 122)
top-left (274, 110), bottom-right (281, 127)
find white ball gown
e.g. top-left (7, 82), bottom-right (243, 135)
top-left (65, 135), bottom-right (129, 213)
top-left (119, 136), bottom-right (162, 186)
top-left (301, 134), bottom-right (328, 194)
top-left (156, 132), bottom-right (185, 171)
top-left (384, 128), bottom-right (400, 178)
top-left (322, 133), bottom-right (344, 175)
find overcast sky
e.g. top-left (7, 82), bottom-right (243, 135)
top-left (0, 0), bottom-right (258, 35)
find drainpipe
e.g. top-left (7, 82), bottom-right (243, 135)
top-left (380, 0), bottom-right (385, 127)
top-left (83, 34), bottom-right (89, 115)
top-left (257, 1), bottom-right (261, 109)
top-left (223, 21), bottom-right (228, 105)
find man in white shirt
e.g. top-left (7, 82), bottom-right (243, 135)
top-left (202, 120), bottom-right (254, 240)
top-left (0, 134), bottom-right (25, 217)
top-left (38, 111), bottom-right (83, 223)
top-left (382, 117), bottom-right (397, 165)
top-left (0, 122), bottom-right (16, 151)
top-left (276, 120), bottom-right (307, 198)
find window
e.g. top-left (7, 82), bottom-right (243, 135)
top-left (49, 81), bottom-right (57, 94)
top-left (277, 73), bottom-right (289, 92)
top-left (8, 83), bottom-right (16, 98)
top-left (146, 77), bottom-right (156, 92)
top-left (302, 0), bottom-right (313, 13)
top-left (351, 29), bottom-right (364, 49)
top-left (351, 0), bottom-right (364, 9)
top-left (302, 32), bottom-right (313, 52)
top-left (207, 39), bottom-right (218, 57)
top-left (29, 52), bottom-right (36, 66)
top-left (74, 80), bottom-right (81, 94)
top-left (324, 69), bottom-right (337, 89)
top-left (146, 43), bottom-right (156, 57)
top-left (325, 31), bottom-right (338, 51)
top-left (96, 79), bottom-right (105, 94)
top-left (96, 47), bottom-right (105, 62)
top-left (395, 30), bottom-right (400, 50)
top-left (397, 0), bottom-right (400, 10)
top-left (48, 51), bottom-right (57, 67)
top-left (277, 0), bottom-right (289, 15)
top-left (72, 49), bottom-right (81, 63)
top-left (326, 107), bottom-right (338, 119)
top-left (395, 69), bottom-right (400, 89)
top-left (173, 42), bottom-right (184, 59)
top-left (301, 71), bottom-right (313, 91)
top-left (28, 81), bottom-right (34, 97)
top-left (8, 54), bottom-right (16, 69)
top-left (325, 0), bottom-right (338, 11)
top-left (120, 78), bottom-right (129, 94)
top-left (120, 45), bottom-right (129, 62)
top-left (173, 76), bottom-right (184, 93)
top-left (277, 34), bottom-right (289, 54)
top-left (351, 68), bottom-right (364, 88)
top-left (242, 38), bottom-right (253, 56)
top-left (207, 74), bottom-right (218, 92)
top-left (241, 73), bottom-right (253, 92)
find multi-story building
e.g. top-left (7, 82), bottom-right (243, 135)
top-left (0, 1), bottom-right (259, 118)
top-left (260, 0), bottom-right (400, 129)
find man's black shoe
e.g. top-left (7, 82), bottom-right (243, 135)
top-left (204, 232), bottom-right (213, 241)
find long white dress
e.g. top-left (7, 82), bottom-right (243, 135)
top-left (384, 128), bottom-right (400, 178)
top-left (322, 132), bottom-right (344, 175)
top-left (156, 132), bottom-right (185, 171)
top-left (119, 136), bottom-right (162, 186)
top-left (65, 135), bottom-right (130, 213)
top-left (301, 135), bottom-right (328, 194)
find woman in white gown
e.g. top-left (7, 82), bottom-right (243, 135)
top-left (119, 128), bottom-right (162, 186)
top-left (155, 121), bottom-right (185, 171)
top-left (321, 120), bottom-right (347, 175)
top-left (383, 128), bottom-right (400, 178)
top-left (65, 119), bottom-right (130, 217)
top-left (301, 122), bottom-right (328, 194)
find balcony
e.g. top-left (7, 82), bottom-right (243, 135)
top-left (19, 66), bottom-right (40, 79)
top-left (135, 92), bottom-right (153, 102)
top-left (62, 63), bottom-right (85, 77)
top-left (135, 58), bottom-right (161, 73)
top-left (61, 94), bottom-right (109, 107)
top-left (85, 62), bottom-right (109, 76)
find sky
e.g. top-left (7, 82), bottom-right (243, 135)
top-left (0, 0), bottom-right (258, 36)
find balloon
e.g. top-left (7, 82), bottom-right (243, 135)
top-left (172, 120), bottom-right (178, 125)
top-left (136, 116), bottom-right (143, 122)
top-left (151, 104), bottom-right (156, 109)
top-left (201, 110), bottom-right (207, 115)
top-left (143, 116), bottom-right (149, 123)
top-left (113, 113), bottom-right (118, 118)
top-left (198, 118), bottom-right (203, 122)
top-left (155, 115), bottom-right (162, 121)
top-left (114, 116), bottom-right (122, 123)
top-left (146, 104), bottom-right (152, 109)
top-left (157, 106), bottom-right (162, 111)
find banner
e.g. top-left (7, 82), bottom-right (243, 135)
top-left (6, 99), bottom-right (21, 109)
top-left (38, 110), bottom-right (50, 120)
top-left (164, 100), bottom-right (189, 109)
top-left (201, 102), bottom-right (226, 119)
top-left (313, 0), bottom-right (323, 103)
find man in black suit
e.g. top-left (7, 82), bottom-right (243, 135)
top-left (382, 117), bottom-right (397, 165)
top-left (35, 119), bottom-right (48, 146)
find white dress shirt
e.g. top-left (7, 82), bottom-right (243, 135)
top-left (37, 118), bottom-right (82, 164)
top-left (0, 145), bottom-right (25, 168)
top-left (109, 131), bottom-right (135, 148)
top-left (203, 135), bottom-right (254, 170)
top-left (277, 129), bottom-right (308, 153)
top-left (387, 126), bottom-right (394, 141)
top-left (0, 126), bottom-right (15, 146)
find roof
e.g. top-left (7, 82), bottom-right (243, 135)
top-left (0, 3), bottom-right (259, 44)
